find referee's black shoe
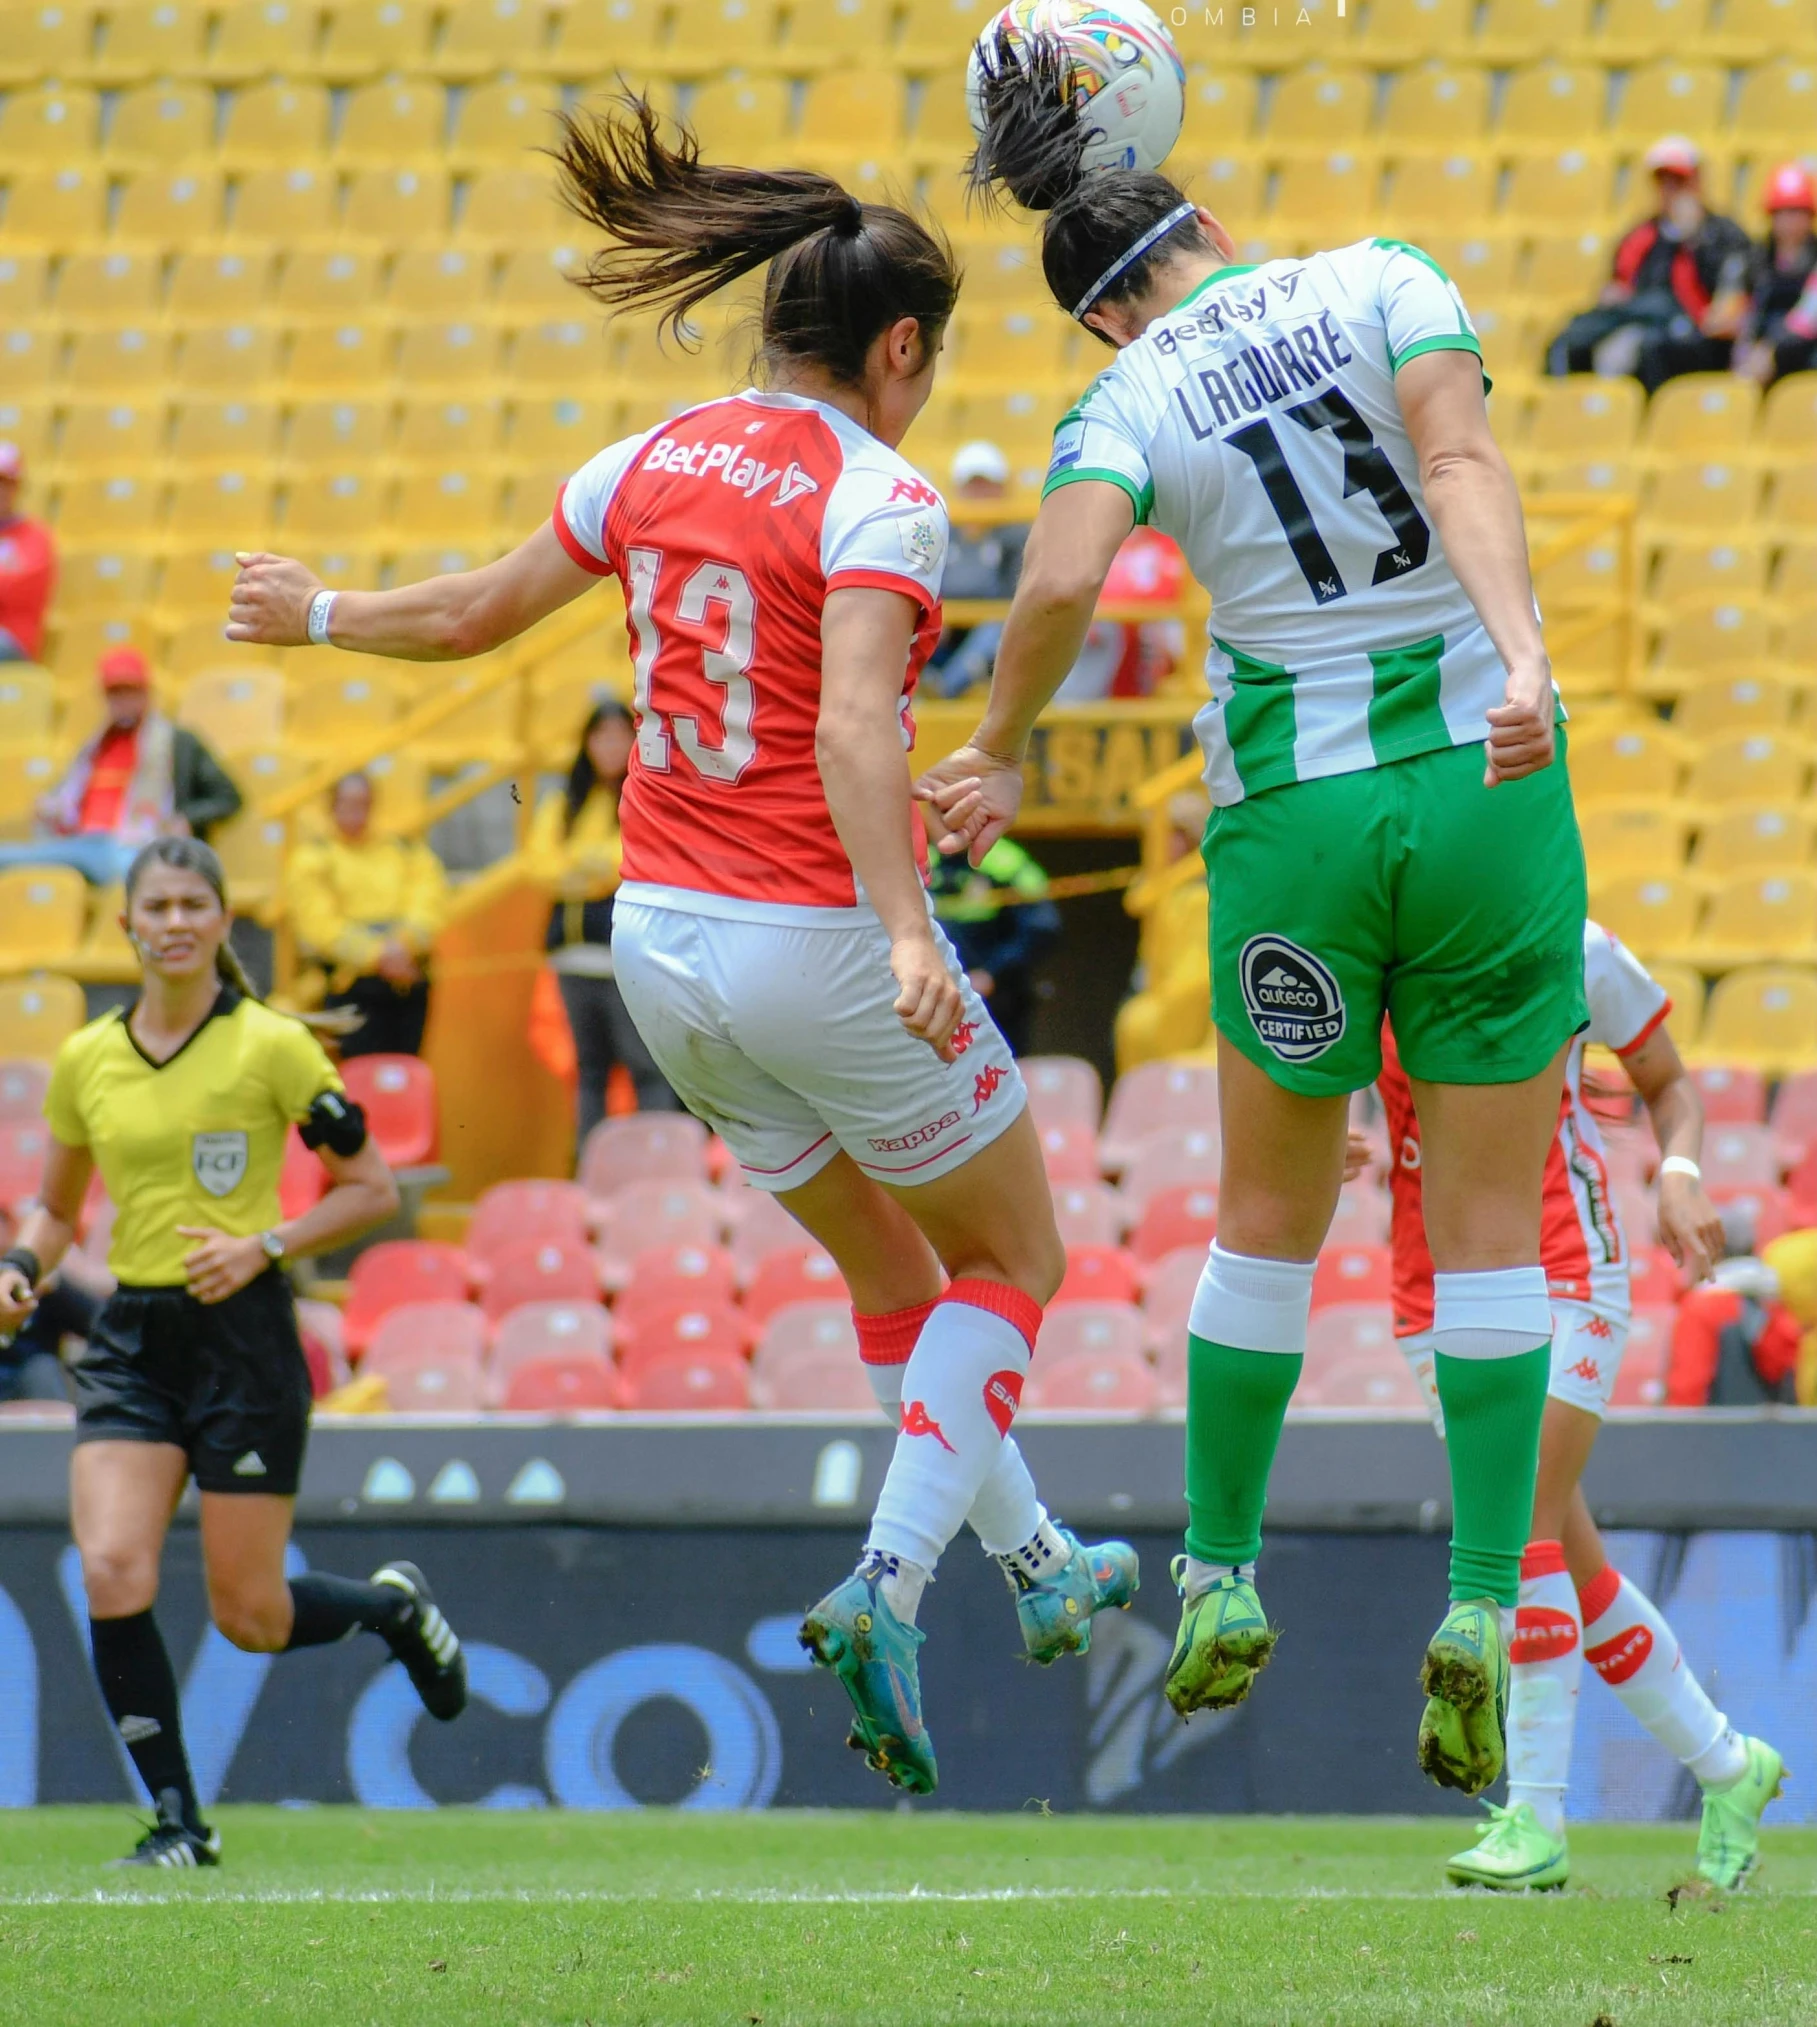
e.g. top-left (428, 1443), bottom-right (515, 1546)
top-left (371, 1561), bottom-right (468, 1721)
top-left (113, 1789), bottom-right (221, 1869)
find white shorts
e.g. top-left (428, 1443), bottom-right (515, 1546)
top-left (1400, 1297), bottom-right (1631, 1434)
top-left (611, 894), bottom-right (1026, 1192)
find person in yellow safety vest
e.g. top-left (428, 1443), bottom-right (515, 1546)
top-left (926, 834), bottom-right (1060, 1059)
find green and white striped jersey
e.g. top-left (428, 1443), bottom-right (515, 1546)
top-left (1045, 238), bottom-right (1531, 805)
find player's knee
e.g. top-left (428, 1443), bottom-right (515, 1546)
top-left (81, 1546), bottom-right (159, 1617)
top-left (209, 1587), bottom-right (290, 1653)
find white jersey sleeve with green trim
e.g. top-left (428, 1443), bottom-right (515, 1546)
top-left (1044, 239), bottom-right (1540, 807)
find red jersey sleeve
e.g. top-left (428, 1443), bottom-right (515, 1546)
top-left (554, 432), bottom-right (655, 577)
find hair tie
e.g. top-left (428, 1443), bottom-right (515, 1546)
top-left (835, 195), bottom-right (865, 237)
top-left (1072, 201), bottom-right (1197, 322)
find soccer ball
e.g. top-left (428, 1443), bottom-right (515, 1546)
top-left (965, 0), bottom-right (1186, 180)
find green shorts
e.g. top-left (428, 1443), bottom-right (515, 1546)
top-left (1204, 737), bottom-right (1588, 1098)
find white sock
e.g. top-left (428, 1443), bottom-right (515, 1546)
top-left (1579, 1566), bottom-right (1748, 1789)
top-left (1430, 1264), bottom-right (1553, 1358)
top-left (1181, 1555), bottom-right (1256, 1600)
top-left (864, 1279), bottom-right (1039, 1576)
top-left (861, 1549), bottom-right (929, 1625)
top-left (996, 1513), bottom-right (1072, 1585)
top-left (1506, 1540), bottom-right (1581, 1838)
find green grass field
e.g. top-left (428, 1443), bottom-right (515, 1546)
top-left (0, 1810), bottom-right (1811, 2026)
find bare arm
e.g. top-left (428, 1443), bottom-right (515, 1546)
top-left (817, 586), bottom-right (962, 1060)
top-left (0, 1140), bottom-right (93, 1329)
top-left (1623, 1024), bottom-right (1724, 1283)
top-left (179, 1137), bottom-right (400, 1306)
top-left (227, 522), bottom-right (600, 662)
top-left (1395, 349), bottom-right (1552, 788)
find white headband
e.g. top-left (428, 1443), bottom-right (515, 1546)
top-left (1071, 201), bottom-right (1198, 322)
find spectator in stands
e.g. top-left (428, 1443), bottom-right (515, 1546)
top-left (1731, 162), bottom-right (1817, 385)
top-left (529, 700), bottom-right (677, 1140)
top-left (1546, 137), bottom-right (1752, 393)
top-left (927, 834), bottom-right (1060, 1057)
top-left (0, 648), bottom-right (241, 885)
top-left (0, 443), bottom-right (55, 666)
top-left (924, 441), bottom-right (1028, 699)
top-left (1665, 1204), bottom-right (1803, 1405)
top-left (287, 771), bottom-right (448, 1059)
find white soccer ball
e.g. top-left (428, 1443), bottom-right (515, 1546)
top-left (965, 0), bottom-right (1186, 180)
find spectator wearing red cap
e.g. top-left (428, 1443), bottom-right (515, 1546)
top-left (0, 443), bottom-right (56, 666)
top-left (1547, 137), bottom-right (1752, 392)
top-left (1732, 162), bottom-right (1817, 385)
top-left (0, 648), bottom-right (241, 885)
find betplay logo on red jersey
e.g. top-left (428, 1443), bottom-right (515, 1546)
top-left (642, 435), bottom-right (820, 506)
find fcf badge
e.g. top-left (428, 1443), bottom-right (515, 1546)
top-left (192, 1131), bottom-right (249, 1198)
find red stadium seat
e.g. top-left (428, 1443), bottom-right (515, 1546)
top-left (490, 1300), bottom-right (613, 1386)
top-left (0, 1060), bottom-right (48, 1122)
top-left (727, 1189), bottom-right (811, 1282)
top-left (277, 1126), bottom-right (329, 1221)
top-left (742, 1244), bottom-right (847, 1326)
top-left (1600, 1124), bottom-right (1655, 1187)
top-left (340, 1053), bottom-right (438, 1166)
top-left (579, 1112), bottom-right (710, 1201)
top-left (620, 1347), bottom-right (750, 1411)
top-left (1629, 1247), bottom-right (1685, 1304)
top-left (1609, 1303), bottom-right (1673, 1407)
top-left (596, 1181), bottom-right (724, 1286)
top-left (615, 1243), bottom-right (738, 1333)
top-left (1326, 1182), bottom-right (1390, 1248)
top-left (1129, 1183), bottom-right (1218, 1263)
top-left (1051, 1181), bottom-right (1119, 1249)
top-left (362, 1300), bottom-right (487, 1411)
top-left (1705, 1183), bottom-right (1794, 1247)
top-left (501, 1354), bottom-right (622, 1412)
top-left (1035, 1120), bottom-right (1100, 1183)
top-left (1021, 1054), bottom-right (1102, 1133)
top-left (1120, 1127), bottom-right (1220, 1213)
top-left (1141, 1245), bottom-right (1205, 1349)
top-left (1769, 1069), bottom-right (1817, 1162)
top-left (1613, 1178), bottom-right (1657, 1252)
top-left (1100, 1059), bottom-right (1219, 1172)
top-left (1052, 1244), bottom-right (1141, 1308)
top-left (1024, 1347), bottom-right (1158, 1414)
top-left (344, 1239), bottom-right (471, 1356)
top-left (1699, 1123), bottom-right (1782, 1191)
top-left (466, 1179), bottom-right (591, 1263)
top-left (1688, 1064), bottom-right (1767, 1125)
top-left (477, 1237), bottom-right (601, 1322)
top-left (1310, 1245), bottom-right (1393, 1310)
top-left (1036, 1300), bottom-right (1148, 1366)
top-left (0, 1121), bottom-right (50, 1211)
top-left (1300, 1351), bottom-right (1424, 1410)
top-left (1305, 1302), bottom-right (1397, 1371)
top-left (752, 1300), bottom-right (859, 1376)
top-left (616, 1298), bottom-right (748, 1377)
top-left (749, 1346), bottom-right (876, 1412)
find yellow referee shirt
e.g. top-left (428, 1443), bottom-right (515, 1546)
top-left (45, 986), bottom-right (344, 1287)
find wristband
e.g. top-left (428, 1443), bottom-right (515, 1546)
top-left (306, 588), bottom-right (338, 647)
top-left (0, 1247), bottom-right (41, 1290)
top-left (1659, 1156), bottom-right (1702, 1183)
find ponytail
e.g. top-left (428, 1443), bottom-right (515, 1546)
top-left (550, 93), bottom-right (959, 385)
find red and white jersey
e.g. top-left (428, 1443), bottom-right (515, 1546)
top-left (1380, 920), bottom-right (1671, 1334)
top-left (553, 390), bottom-right (948, 917)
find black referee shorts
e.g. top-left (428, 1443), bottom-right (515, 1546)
top-left (72, 1270), bottom-right (313, 1496)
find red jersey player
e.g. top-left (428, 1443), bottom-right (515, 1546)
top-left (226, 99), bottom-right (1138, 1798)
top-left (1368, 920), bottom-right (1780, 1891)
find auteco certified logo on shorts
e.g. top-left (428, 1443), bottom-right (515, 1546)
top-left (192, 1131), bottom-right (249, 1198)
top-left (1239, 935), bottom-right (1346, 1063)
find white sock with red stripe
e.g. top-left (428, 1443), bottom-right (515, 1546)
top-left (1506, 1539), bottom-right (1582, 1836)
top-left (1579, 1565), bottom-right (1749, 1789)
top-left (856, 1301), bottom-right (1046, 1559)
top-left (862, 1280), bottom-right (1040, 1614)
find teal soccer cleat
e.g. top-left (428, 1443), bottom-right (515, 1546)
top-left (1010, 1529), bottom-right (1139, 1664)
top-left (799, 1560), bottom-right (938, 1795)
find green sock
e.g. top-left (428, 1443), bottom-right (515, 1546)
top-left (1183, 1336), bottom-right (1303, 1567)
top-left (1434, 1345), bottom-right (1550, 1609)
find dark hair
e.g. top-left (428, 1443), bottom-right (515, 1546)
top-left (966, 30), bottom-right (1211, 343)
top-left (564, 698), bottom-right (635, 837)
top-left (550, 92), bottom-right (960, 385)
top-left (124, 836), bottom-right (260, 1000)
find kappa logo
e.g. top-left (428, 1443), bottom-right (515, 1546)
top-left (972, 1063), bottom-right (1007, 1113)
top-left (867, 1112), bottom-right (960, 1154)
top-left (1585, 1315), bottom-right (1615, 1340)
top-left (888, 476), bottom-right (940, 508)
top-left (192, 1130), bottom-right (249, 1199)
top-left (1565, 1355), bottom-right (1602, 1385)
top-left (899, 1400), bottom-right (954, 1452)
top-left (950, 1019), bottom-right (979, 1055)
top-left (1238, 935), bottom-right (1346, 1064)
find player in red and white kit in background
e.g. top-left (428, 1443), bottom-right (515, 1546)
top-left (224, 99), bottom-right (1138, 1797)
top-left (1365, 921), bottom-right (1783, 1890)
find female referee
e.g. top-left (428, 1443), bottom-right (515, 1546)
top-left (924, 44), bottom-right (1591, 1798)
top-left (0, 838), bottom-right (467, 1867)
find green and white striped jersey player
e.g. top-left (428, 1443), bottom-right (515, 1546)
top-left (930, 85), bottom-right (1591, 1798)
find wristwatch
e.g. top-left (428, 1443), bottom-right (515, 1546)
top-left (258, 1230), bottom-right (287, 1263)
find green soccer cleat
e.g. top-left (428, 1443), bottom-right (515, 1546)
top-left (1417, 1598), bottom-right (1509, 1797)
top-left (1446, 1801), bottom-right (1570, 1891)
top-left (1163, 1556), bottom-right (1276, 1718)
top-left (1010, 1529), bottom-right (1140, 1664)
top-left (799, 1560), bottom-right (938, 1795)
top-left (1695, 1735), bottom-right (1786, 1891)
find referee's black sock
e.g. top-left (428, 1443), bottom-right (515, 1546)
top-left (88, 1610), bottom-right (201, 1832)
top-left (284, 1573), bottom-right (406, 1651)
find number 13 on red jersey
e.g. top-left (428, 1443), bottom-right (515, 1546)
top-left (626, 546), bottom-right (759, 782)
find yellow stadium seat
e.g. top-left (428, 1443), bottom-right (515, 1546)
top-left (0, 85), bottom-right (100, 170)
top-left (1176, 68), bottom-right (1260, 153)
top-left (1498, 65), bottom-right (1608, 149)
top-left (1534, 529), bottom-right (1624, 604)
top-left (53, 474), bottom-right (162, 546)
top-left (170, 322), bottom-right (283, 393)
top-left (494, 245), bottom-right (589, 319)
top-left (1699, 965), bottom-right (1817, 1069)
top-left (1578, 801), bottom-right (1692, 879)
top-left (395, 398), bottom-right (504, 462)
top-left (1523, 375), bottom-right (1642, 461)
top-left (0, 671), bottom-right (58, 746)
top-left (0, 403), bottom-right (55, 471)
top-left (166, 250), bottom-right (273, 322)
top-left (230, 746), bottom-right (314, 802)
top-left (895, 0), bottom-right (989, 67)
top-left (157, 546), bottom-right (247, 618)
top-left (285, 470), bottom-right (387, 543)
top-left (1693, 804), bottom-right (1817, 874)
top-left (164, 617), bottom-right (275, 680)
top-left (166, 469), bottom-right (276, 544)
top-left (87, 0), bottom-right (208, 85)
top-left (508, 394), bottom-right (616, 462)
top-left (1709, 0), bottom-right (1817, 61)
top-left (1761, 371), bottom-right (1817, 459)
top-left (1570, 724), bottom-right (1687, 799)
top-left (316, 0), bottom-right (435, 80)
top-left (284, 397), bottom-right (392, 465)
top-left (337, 78), bottom-right (447, 162)
top-left (387, 542), bottom-right (492, 584)
top-left (342, 168), bottom-right (452, 241)
top-left (1587, 872), bottom-right (1702, 959)
top-left (1589, 0), bottom-right (1711, 62)
top-left (206, 0), bottom-right (322, 78)
top-left (1646, 603), bottom-right (1782, 695)
top-left (1774, 538), bottom-right (1817, 601)
top-left (0, 1), bottom-right (98, 87)
top-left (434, 0), bottom-right (552, 77)
top-left (783, 0), bottom-right (896, 69)
top-left (111, 167), bottom-right (224, 244)
top-left (55, 251), bottom-right (163, 326)
top-left (1351, 0), bottom-right (1477, 60)
top-left (1673, 674), bottom-right (1799, 738)
top-left (510, 319), bottom-right (612, 388)
top-left (1265, 67), bottom-right (1376, 152)
top-left (285, 322), bottom-right (396, 394)
top-left (289, 670), bottom-right (406, 749)
top-left (178, 667), bottom-right (286, 750)
top-left (1, 167), bottom-right (109, 245)
top-left (1269, 154), bottom-right (1383, 241)
top-left (1389, 156), bottom-right (1498, 237)
top-left (415, 660), bottom-right (515, 760)
top-left (660, 0), bottom-right (781, 71)
top-left (1501, 152), bottom-right (1618, 231)
top-left (1685, 732), bottom-right (1812, 806)
top-left (1419, 237), bottom-right (1520, 308)
top-left (387, 248), bottom-right (492, 319)
top-left (1, 331), bottom-right (57, 404)
top-left (230, 165), bottom-right (339, 239)
top-left (1189, 157), bottom-right (1269, 232)
top-left (541, 0), bottom-right (666, 78)
top-left (74, 881), bottom-right (139, 981)
top-left (610, 318), bottom-right (726, 394)
top-left (393, 320), bottom-right (504, 390)
top-left (41, 613), bottom-right (144, 685)
top-left (1522, 231), bottom-right (1612, 310)
top-left (274, 249), bottom-right (381, 323)
top-left (1695, 872), bottom-right (1817, 966)
top-left (1612, 60), bottom-right (1727, 145)
top-left (685, 75), bottom-right (791, 159)
top-left (0, 750), bottom-right (64, 841)
top-left (211, 809), bottom-right (290, 911)
top-left (0, 976), bottom-right (87, 1060)
top-left (448, 79), bottom-right (560, 166)
top-left (1732, 58), bottom-right (1817, 146)
top-left (501, 463), bottom-right (569, 526)
top-left (796, 69), bottom-right (907, 163)
top-left (56, 549), bottom-right (157, 613)
top-left (57, 399), bottom-right (166, 473)
top-left (1645, 461), bottom-right (1763, 534)
top-left (1476, 0), bottom-right (1593, 59)
top-left (0, 870), bottom-right (88, 968)
top-left (1764, 461), bottom-right (1817, 535)
top-left (217, 80), bottom-right (332, 167)
top-left (948, 236), bottom-right (1047, 309)
top-left (388, 468), bottom-right (501, 540)
top-left (458, 166), bottom-right (571, 245)
top-left (1636, 959), bottom-right (1705, 1039)
top-left (1648, 537), bottom-right (1770, 610)
top-left (1641, 375), bottom-right (1759, 463)
top-left (106, 83), bottom-right (215, 169)
top-left (950, 310), bottom-right (1074, 394)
